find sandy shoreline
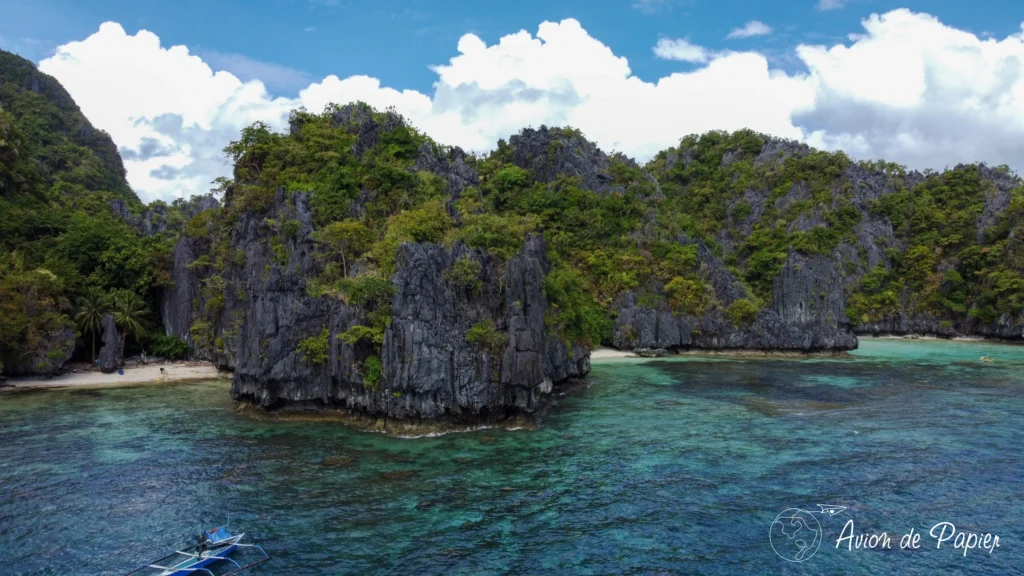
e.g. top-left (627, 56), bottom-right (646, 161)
top-left (590, 347), bottom-right (638, 360)
top-left (859, 334), bottom-right (1021, 344)
top-left (3, 362), bottom-right (227, 390)
top-left (589, 346), bottom-right (850, 361)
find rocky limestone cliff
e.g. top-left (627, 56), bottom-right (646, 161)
top-left (209, 189), bottom-right (587, 421)
top-left (162, 107), bottom-right (590, 424)
top-left (156, 106), bottom-right (1024, 424)
top-left (610, 248), bottom-right (857, 352)
top-left (109, 194), bottom-right (219, 238)
top-left (615, 136), bottom-right (1022, 349)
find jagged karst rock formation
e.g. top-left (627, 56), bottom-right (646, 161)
top-left (610, 249), bottom-right (857, 352)
top-left (109, 194), bottom-right (219, 238)
top-left (155, 105), bottom-right (1023, 424)
top-left (162, 106), bottom-right (591, 424)
top-left (508, 126), bottom-right (617, 194)
top-left (97, 314), bottom-right (121, 373)
top-left (171, 187), bottom-right (588, 422)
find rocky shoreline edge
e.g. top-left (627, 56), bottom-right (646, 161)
top-left (232, 378), bottom-right (592, 438)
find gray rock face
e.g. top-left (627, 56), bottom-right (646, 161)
top-left (110, 194), bottom-right (219, 237)
top-left (330, 103), bottom-right (405, 156)
top-left (223, 198), bottom-right (588, 419)
top-left (162, 237), bottom-right (200, 345)
top-left (754, 137), bottom-right (812, 167)
top-left (612, 292), bottom-right (694, 350)
top-left (612, 250), bottom-right (858, 352)
top-left (159, 113), bottom-right (590, 422)
top-left (974, 164), bottom-right (1020, 242)
top-left (758, 251), bottom-right (858, 350)
top-left (501, 234), bottom-right (591, 393)
top-left (413, 142), bottom-right (480, 216)
top-left (6, 327), bottom-right (76, 376)
top-left (508, 126), bottom-right (619, 194)
top-left (97, 314), bottom-right (121, 373)
top-left (157, 196), bottom-right (223, 355)
top-left (856, 312), bottom-right (1024, 339)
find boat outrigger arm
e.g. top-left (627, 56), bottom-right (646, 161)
top-left (124, 527), bottom-right (271, 576)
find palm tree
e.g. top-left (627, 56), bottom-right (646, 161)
top-left (112, 291), bottom-right (148, 359)
top-left (74, 288), bottom-right (108, 363)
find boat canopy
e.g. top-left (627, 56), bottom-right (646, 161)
top-left (206, 526), bottom-right (232, 542)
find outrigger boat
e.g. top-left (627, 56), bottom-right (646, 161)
top-left (124, 526), bottom-right (271, 576)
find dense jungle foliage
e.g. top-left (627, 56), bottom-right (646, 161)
top-left (0, 50), bottom-right (188, 373)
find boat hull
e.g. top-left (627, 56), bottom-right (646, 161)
top-left (161, 536), bottom-right (241, 576)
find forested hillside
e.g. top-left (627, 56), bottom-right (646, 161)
top-left (0, 50), bottom-right (190, 374)
top-left (644, 132), bottom-right (1024, 341)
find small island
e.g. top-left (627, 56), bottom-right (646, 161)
top-left (1, 49), bottom-right (1022, 430)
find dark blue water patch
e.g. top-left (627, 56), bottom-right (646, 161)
top-left (0, 338), bottom-right (1022, 575)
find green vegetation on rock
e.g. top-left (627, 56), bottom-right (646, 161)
top-left (465, 318), bottom-right (508, 357)
top-left (297, 327), bottom-right (330, 365)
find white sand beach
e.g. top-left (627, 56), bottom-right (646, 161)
top-left (590, 347), bottom-right (638, 360)
top-left (3, 362), bottom-right (226, 390)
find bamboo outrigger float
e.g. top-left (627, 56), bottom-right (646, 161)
top-left (123, 526), bottom-right (271, 576)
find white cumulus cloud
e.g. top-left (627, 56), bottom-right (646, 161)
top-left (39, 22), bottom-right (295, 201)
top-left (652, 38), bottom-right (710, 62)
top-left (797, 9), bottom-right (1024, 170)
top-left (36, 11), bottom-right (1024, 203)
top-left (727, 21), bottom-right (773, 39)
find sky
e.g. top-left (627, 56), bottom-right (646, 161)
top-left (2, 0), bottom-right (1024, 203)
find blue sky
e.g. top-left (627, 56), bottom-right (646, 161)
top-left (1, 0), bottom-right (1018, 96)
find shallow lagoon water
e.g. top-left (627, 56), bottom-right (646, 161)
top-left (2, 338), bottom-right (1023, 575)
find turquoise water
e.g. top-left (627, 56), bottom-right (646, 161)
top-left (1, 338), bottom-right (1023, 575)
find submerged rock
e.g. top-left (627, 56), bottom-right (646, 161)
top-left (321, 455), bottom-right (356, 467)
